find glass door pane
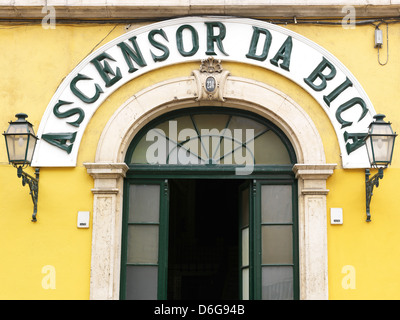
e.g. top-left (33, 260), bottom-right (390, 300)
top-left (125, 266), bottom-right (158, 300)
top-left (261, 266), bottom-right (293, 300)
top-left (127, 225), bottom-right (159, 263)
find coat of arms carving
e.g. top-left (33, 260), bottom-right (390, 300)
top-left (192, 57), bottom-right (230, 102)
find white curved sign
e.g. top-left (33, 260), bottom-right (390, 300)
top-left (32, 16), bottom-right (376, 168)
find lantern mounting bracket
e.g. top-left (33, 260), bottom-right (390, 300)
top-left (365, 167), bottom-right (384, 222)
top-left (16, 165), bottom-right (39, 222)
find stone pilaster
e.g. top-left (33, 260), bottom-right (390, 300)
top-left (84, 162), bottom-right (129, 300)
top-left (293, 163), bottom-right (336, 300)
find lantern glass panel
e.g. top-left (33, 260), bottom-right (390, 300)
top-left (4, 121), bottom-right (37, 165)
top-left (365, 134), bottom-right (374, 166)
top-left (26, 134), bottom-right (38, 164)
top-left (7, 122), bottom-right (31, 134)
top-left (5, 133), bottom-right (29, 163)
top-left (366, 122), bottom-right (395, 167)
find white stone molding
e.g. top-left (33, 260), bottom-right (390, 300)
top-left (1, 1), bottom-right (399, 19)
top-left (86, 74), bottom-right (336, 299)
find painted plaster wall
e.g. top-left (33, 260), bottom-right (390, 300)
top-left (0, 21), bottom-right (399, 299)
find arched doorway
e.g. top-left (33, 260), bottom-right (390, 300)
top-left (84, 75), bottom-right (335, 300)
top-left (120, 107), bottom-right (298, 300)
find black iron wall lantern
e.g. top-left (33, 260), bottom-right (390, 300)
top-left (364, 114), bottom-right (397, 222)
top-left (3, 113), bottom-right (40, 222)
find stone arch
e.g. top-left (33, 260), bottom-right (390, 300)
top-left (95, 75), bottom-right (325, 165)
top-left (84, 74), bottom-right (336, 300)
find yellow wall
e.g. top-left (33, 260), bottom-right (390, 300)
top-left (285, 24), bottom-right (400, 299)
top-left (1, 21), bottom-right (400, 299)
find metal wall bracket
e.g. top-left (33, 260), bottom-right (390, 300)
top-left (365, 168), bottom-right (384, 222)
top-left (16, 166), bottom-right (39, 222)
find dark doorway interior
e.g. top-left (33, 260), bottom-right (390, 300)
top-left (168, 179), bottom-right (243, 300)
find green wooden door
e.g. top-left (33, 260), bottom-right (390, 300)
top-left (256, 180), bottom-right (298, 300)
top-left (239, 179), bottom-right (298, 300)
top-left (120, 179), bottom-right (169, 300)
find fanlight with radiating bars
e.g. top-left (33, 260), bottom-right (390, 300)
top-left (129, 110), bottom-right (295, 167)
